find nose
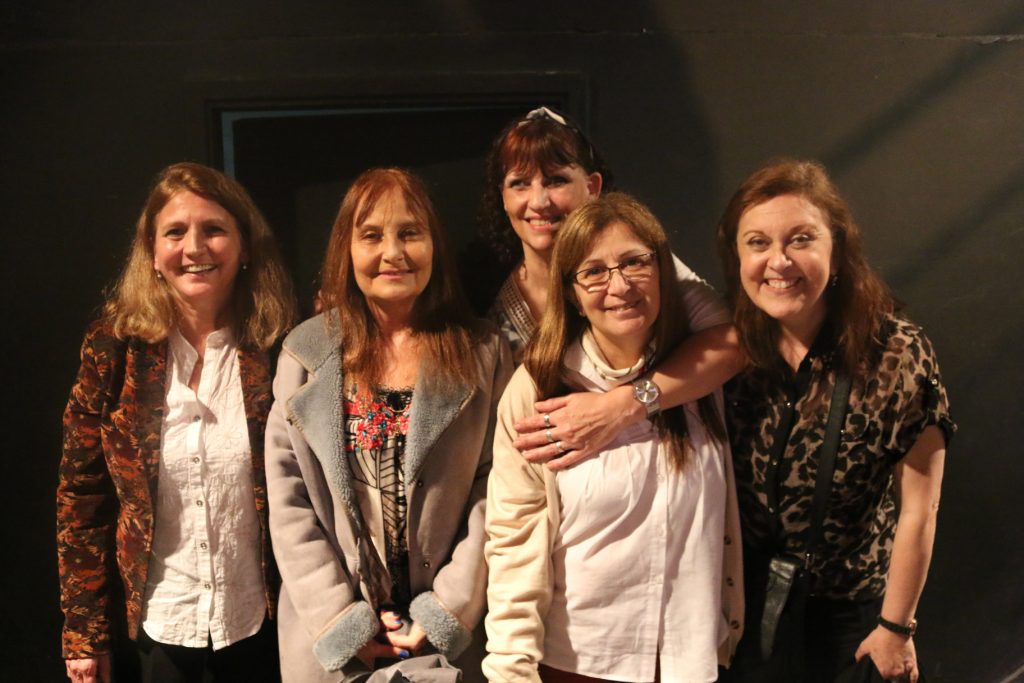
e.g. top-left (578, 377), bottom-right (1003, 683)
top-left (606, 267), bottom-right (632, 295)
top-left (381, 233), bottom-right (405, 262)
top-left (527, 181), bottom-right (550, 211)
top-left (766, 244), bottom-right (791, 271)
top-left (183, 227), bottom-right (205, 256)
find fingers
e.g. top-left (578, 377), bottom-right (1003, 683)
top-left (367, 639), bottom-right (410, 660)
top-left (532, 396), bottom-right (570, 414)
top-left (379, 610), bottom-right (403, 630)
top-left (544, 447), bottom-right (593, 471)
top-left (521, 438), bottom-right (579, 465)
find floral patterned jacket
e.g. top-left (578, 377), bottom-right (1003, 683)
top-left (56, 320), bottom-right (278, 658)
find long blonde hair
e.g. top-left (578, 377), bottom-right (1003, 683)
top-left (319, 168), bottom-right (479, 390)
top-left (105, 162), bottom-right (297, 350)
top-left (525, 192), bottom-right (724, 468)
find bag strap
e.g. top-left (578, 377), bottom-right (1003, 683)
top-left (803, 372), bottom-right (851, 568)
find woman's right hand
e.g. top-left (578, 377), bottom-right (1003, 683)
top-left (64, 655), bottom-right (110, 683)
top-left (355, 638), bottom-right (411, 669)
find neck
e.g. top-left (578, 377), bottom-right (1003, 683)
top-left (520, 247), bottom-right (551, 284)
top-left (368, 301), bottom-right (415, 338)
top-left (590, 328), bottom-right (648, 371)
top-left (176, 304), bottom-right (227, 356)
top-left (777, 316), bottom-right (826, 371)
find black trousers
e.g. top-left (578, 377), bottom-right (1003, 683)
top-left (124, 619), bottom-right (280, 683)
top-left (719, 547), bottom-right (885, 683)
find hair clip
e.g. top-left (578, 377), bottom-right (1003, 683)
top-left (521, 106), bottom-right (568, 127)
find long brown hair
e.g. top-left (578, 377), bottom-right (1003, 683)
top-left (106, 162), bottom-right (297, 350)
top-left (716, 158), bottom-right (897, 377)
top-left (319, 168), bottom-right (478, 389)
top-left (526, 192), bottom-right (723, 469)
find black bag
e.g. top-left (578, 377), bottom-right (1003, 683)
top-left (759, 374), bottom-right (852, 664)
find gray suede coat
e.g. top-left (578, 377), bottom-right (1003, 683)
top-left (266, 313), bottom-right (512, 682)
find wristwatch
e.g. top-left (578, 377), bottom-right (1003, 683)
top-left (632, 377), bottom-right (661, 418)
top-left (878, 615), bottom-right (917, 637)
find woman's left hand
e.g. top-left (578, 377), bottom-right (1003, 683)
top-left (385, 621), bottom-right (428, 655)
top-left (855, 626), bottom-right (918, 682)
top-left (512, 385), bottom-right (641, 470)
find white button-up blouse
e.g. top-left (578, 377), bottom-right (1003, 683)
top-left (140, 328), bottom-right (266, 650)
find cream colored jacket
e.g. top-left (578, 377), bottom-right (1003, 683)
top-left (483, 362), bottom-right (744, 682)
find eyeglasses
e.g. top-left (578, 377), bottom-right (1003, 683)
top-left (572, 252), bottom-right (657, 291)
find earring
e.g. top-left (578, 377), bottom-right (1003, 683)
top-left (241, 263), bottom-right (249, 271)
top-left (155, 271), bottom-right (164, 280)
top-left (829, 273), bottom-right (838, 287)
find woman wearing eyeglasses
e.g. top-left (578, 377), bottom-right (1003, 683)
top-left (483, 193), bottom-right (743, 683)
top-left (471, 107), bottom-right (744, 470)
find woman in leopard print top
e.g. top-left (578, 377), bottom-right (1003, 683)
top-left (716, 159), bottom-right (954, 682)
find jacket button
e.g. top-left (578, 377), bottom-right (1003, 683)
top-left (726, 577), bottom-right (734, 587)
top-left (417, 480), bottom-right (424, 488)
top-left (731, 620), bottom-right (741, 630)
top-left (724, 535), bottom-right (732, 545)
top-left (422, 561), bottom-right (431, 569)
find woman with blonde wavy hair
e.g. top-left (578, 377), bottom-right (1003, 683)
top-left (57, 162), bottom-right (297, 683)
top-left (485, 193), bottom-right (743, 682)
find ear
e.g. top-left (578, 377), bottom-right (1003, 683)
top-left (586, 172), bottom-right (603, 198)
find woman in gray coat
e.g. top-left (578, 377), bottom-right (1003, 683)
top-left (266, 168), bottom-right (512, 682)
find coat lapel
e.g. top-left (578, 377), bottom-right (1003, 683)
top-left (286, 348), bottom-right (362, 529)
top-left (128, 338), bottom-right (167, 505)
top-left (404, 371), bottom-right (474, 484)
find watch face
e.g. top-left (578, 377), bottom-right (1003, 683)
top-left (634, 379), bottom-right (660, 403)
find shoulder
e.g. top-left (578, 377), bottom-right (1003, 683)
top-left (281, 312), bottom-right (339, 372)
top-left (78, 318), bottom-right (134, 368)
top-left (878, 316), bottom-right (941, 375)
top-left (497, 365), bottom-right (539, 417)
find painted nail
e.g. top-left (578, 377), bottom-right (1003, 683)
top-left (399, 649), bottom-right (410, 659)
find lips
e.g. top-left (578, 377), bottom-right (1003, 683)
top-left (765, 277), bottom-right (799, 290)
top-left (526, 216), bottom-right (562, 231)
top-left (605, 300), bottom-right (640, 313)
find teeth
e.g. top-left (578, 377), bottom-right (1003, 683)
top-left (528, 217), bottom-right (560, 226)
top-left (766, 279), bottom-right (797, 289)
top-left (182, 264), bottom-right (216, 273)
top-left (607, 301), bottom-right (638, 312)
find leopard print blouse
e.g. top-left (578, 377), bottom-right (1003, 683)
top-left (725, 316), bottom-right (955, 600)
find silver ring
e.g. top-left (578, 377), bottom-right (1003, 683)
top-left (546, 428), bottom-right (555, 443)
top-left (555, 440), bottom-right (564, 453)
top-left (543, 413), bottom-right (552, 428)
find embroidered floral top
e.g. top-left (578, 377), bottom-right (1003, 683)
top-left (344, 385), bottom-right (414, 608)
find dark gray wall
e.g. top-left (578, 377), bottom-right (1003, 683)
top-left (3, 2), bottom-right (1022, 680)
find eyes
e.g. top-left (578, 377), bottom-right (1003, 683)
top-left (742, 231), bottom-right (816, 251)
top-left (504, 173), bottom-right (571, 191)
top-left (356, 225), bottom-right (427, 242)
top-left (159, 224), bottom-right (230, 240)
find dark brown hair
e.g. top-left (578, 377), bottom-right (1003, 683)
top-left (716, 158), bottom-right (897, 377)
top-left (320, 168), bottom-right (478, 389)
top-left (478, 108), bottom-right (614, 269)
top-left (106, 162), bottom-right (297, 350)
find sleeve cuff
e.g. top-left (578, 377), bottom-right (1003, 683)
top-left (409, 591), bottom-right (472, 660)
top-left (312, 600), bottom-right (378, 672)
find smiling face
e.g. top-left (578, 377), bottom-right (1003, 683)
top-left (350, 188), bottom-right (433, 321)
top-left (570, 221), bottom-right (660, 368)
top-left (737, 193), bottom-right (834, 341)
top-left (501, 164), bottom-right (601, 261)
top-left (152, 190), bottom-right (245, 322)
